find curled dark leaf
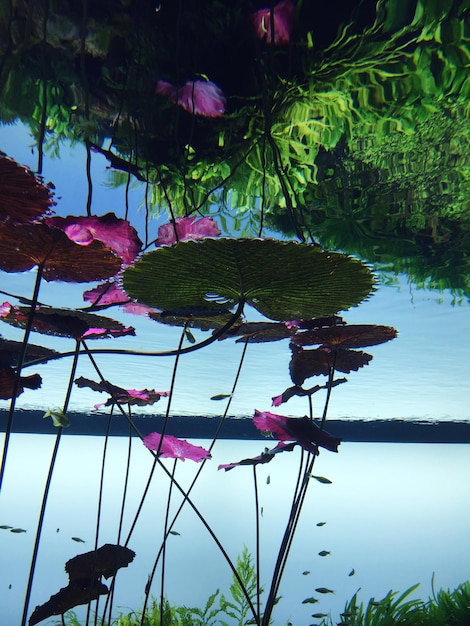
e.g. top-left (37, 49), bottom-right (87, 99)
top-left (75, 376), bottom-right (168, 408)
top-left (0, 366), bottom-right (41, 399)
top-left (0, 337), bottom-right (59, 368)
top-left (218, 442), bottom-right (296, 471)
top-left (219, 321), bottom-right (294, 343)
top-left (0, 303), bottom-right (135, 340)
top-left (289, 346), bottom-right (372, 385)
top-left (291, 324), bottom-right (398, 348)
top-left (0, 222), bottom-right (121, 282)
top-left (0, 153), bottom-right (55, 223)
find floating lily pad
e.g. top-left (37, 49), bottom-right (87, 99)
top-left (0, 153), bottom-right (55, 223)
top-left (123, 239), bottom-right (374, 321)
top-left (290, 347), bottom-right (373, 384)
top-left (0, 222), bottom-right (121, 282)
top-left (291, 324), bottom-right (398, 348)
top-left (0, 304), bottom-right (134, 340)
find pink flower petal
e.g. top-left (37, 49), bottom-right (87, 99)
top-left (143, 432), bottom-right (211, 462)
top-left (253, 409), bottom-right (340, 453)
top-left (156, 216), bottom-right (221, 246)
top-left (251, 0), bottom-right (295, 45)
top-left (83, 281), bottom-right (131, 307)
top-left (46, 214), bottom-right (142, 265)
top-left (155, 79), bottom-right (226, 117)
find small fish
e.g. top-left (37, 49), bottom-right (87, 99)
top-left (8, 584), bottom-right (12, 589)
top-left (315, 587), bottom-right (335, 594)
top-left (311, 475), bottom-right (332, 484)
top-left (210, 394), bottom-right (232, 401)
top-left (10, 528), bottom-right (27, 533)
top-left (169, 530), bottom-right (180, 536)
top-left (0, 525), bottom-right (13, 530)
top-left (302, 570), bottom-right (311, 576)
top-left (266, 475), bottom-right (270, 485)
top-left (260, 507), bottom-right (264, 517)
top-left (43, 408), bottom-right (70, 428)
top-left (311, 614), bottom-right (328, 619)
top-left (184, 329), bottom-right (196, 344)
top-left (302, 597), bottom-right (319, 604)
top-left (318, 550), bottom-right (331, 557)
top-left (56, 528), bottom-right (60, 533)
top-left (71, 537), bottom-right (85, 543)
top-left (316, 522), bottom-right (326, 527)
top-left (348, 568), bottom-right (355, 576)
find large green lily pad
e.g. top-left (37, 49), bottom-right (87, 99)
top-left (123, 239), bottom-right (374, 321)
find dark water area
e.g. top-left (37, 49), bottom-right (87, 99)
top-left (2, 410), bottom-right (470, 443)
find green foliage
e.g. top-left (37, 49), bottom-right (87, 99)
top-left (123, 238), bottom-right (374, 321)
top-left (218, 546), bottom-right (260, 626)
top-left (317, 581), bottom-right (470, 626)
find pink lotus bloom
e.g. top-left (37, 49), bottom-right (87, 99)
top-left (83, 281), bottom-right (157, 317)
top-left (253, 409), bottom-right (340, 454)
top-left (156, 216), bottom-right (221, 246)
top-left (143, 432), bottom-right (211, 462)
top-left (251, 0), bottom-right (295, 46)
top-left (46, 213), bottom-right (142, 266)
top-left (83, 281), bottom-right (131, 307)
top-left (81, 326), bottom-right (136, 339)
top-left (155, 79), bottom-right (226, 117)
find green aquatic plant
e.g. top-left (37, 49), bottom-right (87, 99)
top-left (315, 580), bottom-right (470, 626)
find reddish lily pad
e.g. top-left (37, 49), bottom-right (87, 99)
top-left (219, 321), bottom-right (295, 343)
top-left (0, 337), bottom-right (59, 367)
top-left (291, 324), bottom-right (398, 348)
top-left (0, 222), bottom-right (121, 282)
top-left (0, 153), bottom-right (55, 223)
top-left (253, 410), bottom-right (341, 454)
top-left (0, 366), bottom-right (42, 399)
top-left (0, 303), bottom-right (135, 340)
top-left (123, 239), bottom-right (375, 322)
top-left (289, 347), bottom-right (373, 384)
top-left (75, 376), bottom-right (168, 408)
top-left (149, 307), bottom-right (235, 331)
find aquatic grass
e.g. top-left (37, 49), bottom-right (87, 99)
top-left (318, 580), bottom-right (470, 626)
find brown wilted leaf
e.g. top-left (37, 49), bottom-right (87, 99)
top-left (0, 222), bottom-right (121, 282)
top-left (291, 324), bottom-right (398, 349)
top-left (289, 347), bottom-right (372, 385)
top-left (0, 153), bottom-right (55, 223)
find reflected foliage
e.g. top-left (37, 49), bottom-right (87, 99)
top-left (0, 1), bottom-right (468, 295)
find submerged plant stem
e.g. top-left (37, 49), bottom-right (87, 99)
top-left (20, 340), bottom-right (80, 626)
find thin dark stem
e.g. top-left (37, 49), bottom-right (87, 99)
top-left (261, 364), bottom-right (337, 626)
top-left (159, 459), bottom-right (177, 626)
top-left (253, 466), bottom-right (261, 618)
top-left (23, 298), bottom-right (246, 368)
top-left (20, 340), bottom-right (81, 626)
top-left (0, 264), bottom-right (44, 490)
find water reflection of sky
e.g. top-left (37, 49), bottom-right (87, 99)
top-left (1, 436), bottom-right (469, 625)
top-left (1, 123), bottom-right (469, 422)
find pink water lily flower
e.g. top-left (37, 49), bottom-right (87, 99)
top-left (83, 281), bottom-right (157, 317)
top-left (143, 432), bottom-right (211, 462)
top-left (253, 409), bottom-right (340, 454)
top-left (251, 0), bottom-right (295, 46)
top-left (155, 79), bottom-right (226, 117)
top-left (46, 213), bottom-right (142, 266)
top-left (156, 216), bottom-right (221, 246)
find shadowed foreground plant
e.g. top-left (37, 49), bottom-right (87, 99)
top-left (317, 580), bottom-right (470, 626)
